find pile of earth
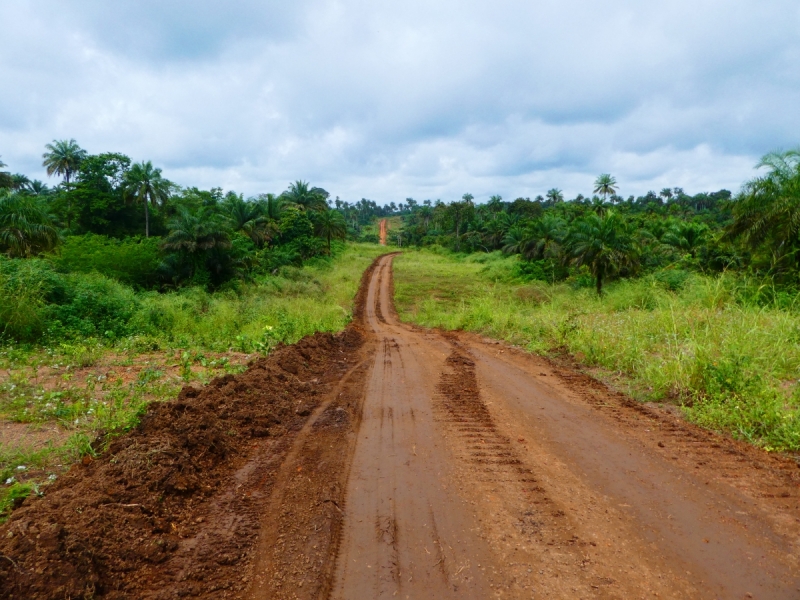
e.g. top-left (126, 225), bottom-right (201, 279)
top-left (0, 255), bottom-right (382, 599)
top-left (0, 326), bottom-right (365, 599)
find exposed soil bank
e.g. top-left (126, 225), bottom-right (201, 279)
top-left (0, 257), bottom-right (383, 599)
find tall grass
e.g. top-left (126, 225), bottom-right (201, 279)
top-left (394, 249), bottom-right (800, 451)
top-left (128, 243), bottom-right (384, 352)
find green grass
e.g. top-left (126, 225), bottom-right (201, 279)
top-left (393, 248), bottom-right (800, 452)
top-left (0, 242), bottom-right (386, 519)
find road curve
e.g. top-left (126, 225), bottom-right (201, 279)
top-left (330, 253), bottom-right (800, 599)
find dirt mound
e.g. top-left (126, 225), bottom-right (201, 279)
top-left (0, 327), bottom-right (365, 599)
top-left (0, 252), bottom-right (388, 599)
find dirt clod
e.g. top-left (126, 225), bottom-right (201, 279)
top-left (0, 322), bottom-right (366, 599)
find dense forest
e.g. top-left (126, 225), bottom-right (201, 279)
top-left (398, 151), bottom-right (800, 297)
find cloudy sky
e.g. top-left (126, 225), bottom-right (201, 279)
top-left (2, 0), bottom-right (799, 203)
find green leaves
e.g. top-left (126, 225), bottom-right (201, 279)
top-left (42, 139), bottom-right (87, 185)
top-left (312, 208), bottom-right (347, 254)
top-left (0, 192), bottom-right (60, 258)
top-left (122, 161), bottom-right (172, 237)
top-left (726, 148), bottom-right (800, 274)
top-left (593, 174), bottom-right (618, 200)
top-left (280, 180), bottom-right (330, 212)
top-left (567, 211), bottom-right (639, 295)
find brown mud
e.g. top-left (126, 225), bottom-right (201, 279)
top-left (2, 253), bottom-right (800, 599)
top-left (378, 219), bottom-right (387, 246)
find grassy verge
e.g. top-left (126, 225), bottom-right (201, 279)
top-left (0, 243), bottom-right (385, 519)
top-left (393, 248), bottom-right (800, 452)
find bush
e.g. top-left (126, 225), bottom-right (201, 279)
top-left (0, 255), bottom-right (138, 342)
top-left (0, 257), bottom-right (62, 342)
top-left (652, 268), bottom-right (691, 292)
top-left (47, 273), bottom-right (138, 339)
top-left (52, 234), bottom-right (161, 289)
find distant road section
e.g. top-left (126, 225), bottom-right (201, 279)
top-left (379, 219), bottom-right (387, 245)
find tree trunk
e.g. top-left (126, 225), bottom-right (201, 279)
top-left (595, 262), bottom-right (605, 295)
top-left (65, 172), bottom-right (71, 230)
top-left (327, 232), bottom-right (331, 255)
top-left (145, 199), bottom-right (150, 238)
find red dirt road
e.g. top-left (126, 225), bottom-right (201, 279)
top-left (327, 254), bottom-right (800, 599)
top-left (3, 253), bottom-right (799, 599)
top-left (379, 219), bottom-right (387, 246)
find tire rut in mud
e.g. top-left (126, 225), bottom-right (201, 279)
top-left (245, 356), bottom-right (371, 600)
top-left (433, 343), bottom-right (620, 596)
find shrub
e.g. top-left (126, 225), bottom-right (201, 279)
top-left (52, 234), bottom-right (161, 288)
top-left (47, 273), bottom-right (138, 339)
top-left (0, 255), bottom-right (138, 342)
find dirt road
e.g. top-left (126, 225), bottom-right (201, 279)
top-left (3, 254), bottom-right (799, 599)
top-left (379, 219), bottom-right (387, 246)
top-left (328, 254), bottom-right (800, 599)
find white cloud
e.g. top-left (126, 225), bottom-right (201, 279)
top-left (1, 0), bottom-right (799, 203)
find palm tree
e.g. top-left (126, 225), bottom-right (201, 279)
top-left (725, 148), bottom-right (800, 269)
top-left (258, 193), bottom-right (284, 220)
top-left (224, 194), bottom-right (279, 249)
top-left (482, 213), bottom-right (515, 250)
top-left (42, 140), bottom-right (87, 185)
top-left (545, 188), bottom-right (564, 204)
top-left (42, 140), bottom-right (87, 231)
top-left (23, 180), bottom-right (49, 196)
top-left (487, 195), bottom-right (504, 213)
top-left (449, 194), bottom-right (475, 251)
top-left (591, 196), bottom-right (610, 216)
top-left (567, 210), bottom-right (638, 295)
top-left (0, 192), bottom-right (60, 257)
top-left (10, 174), bottom-right (30, 191)
top-left (593, 174), bottom-right (618, 201)
top-left (662, 221), bottom-right (709, 259)
top-left (313, 208), bottom-right (347, 254)
top-left (519, 214), bottom-right (566, 261)
top-left (502, 224), bottom-right (528, 255)
top-left (122, 161), bottom-right (171, 237)
top-left (281, 180), bottom-right (329, 212)
top-left (161, 208), bottom-right (233, 286)
top-left (0, 158), bottom-right (11, 190)
top-left (659, 188), bottom-right (674, 202)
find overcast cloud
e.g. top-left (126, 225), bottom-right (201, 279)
top-left (1, 0), bottom-right (799, 203)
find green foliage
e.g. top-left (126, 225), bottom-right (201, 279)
top-left (52, 234), bottom-right (161, 288)
top-left (42, 139), bottom-right (86, 185)
top-left (280, 180), bottom-right (330, 212)
top-left (394, 249), bottom-right (800, 452)
top-left (0, 191), bottom-right (60, 257)
top-left (593, 174), bottom-right (618, 200)
top-left (48, 273), bottom-right (138, 339)
top-left (0, 256), bottom-right (138, 342)
top-left (567, 211), bottom-right (639, 294)
top-left (68, 152), bottom-right (153, 237)
top-left (122, 161), bottom-right (172, 237)
top-left (726, 148), bottom-right (800, 276)
top-left (279, 206), bottom-right (314, 243)
top-left (0, 481), bottom-right (40, 522)
top-left (312, 208), bottom-right (348, 254)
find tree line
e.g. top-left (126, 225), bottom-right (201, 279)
top-left (399, 152), bottom-right (800, 294)
top-left (0, 140), bottom-right (402, 289)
